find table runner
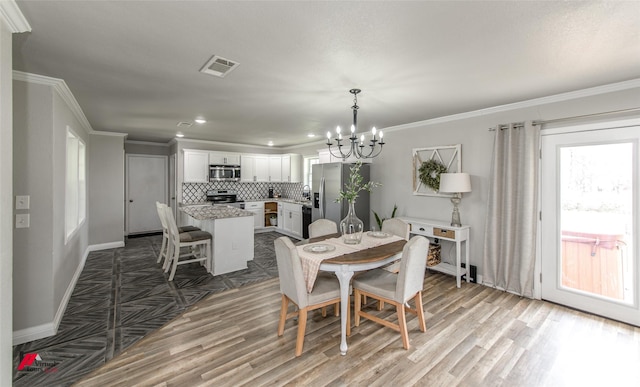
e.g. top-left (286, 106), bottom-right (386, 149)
top-left (297, 233), bottom-right (404, 292)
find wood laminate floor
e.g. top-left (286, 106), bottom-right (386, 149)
top-left (77, 271), bottom-right (640, 386)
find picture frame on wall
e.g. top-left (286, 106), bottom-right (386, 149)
top-left (412, 144), bottom-right (461, 197)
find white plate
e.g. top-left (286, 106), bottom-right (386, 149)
top-left (367, 231), bottom-right (391, 238)
top-left (303, 244), bottom-right (336, 254)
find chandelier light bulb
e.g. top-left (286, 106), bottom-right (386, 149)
top-left (336, 125), bottom-right (341, 134)
top-left (379, 130), bottom-right (383, 138)
top-left (360, 134), bottom-right (365, 142)
top-left (371, 127), bottom-right (377, 136)
top-left (350, 125), bottom-right (355, 133)
top-left (327, 131), bottom-right (331, 139)
top-left (338, 133), bottom-right (342, 140)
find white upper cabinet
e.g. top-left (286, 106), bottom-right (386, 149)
top-left (268, 156), bottom-right (282, 182)
top-left (183, 150), bottom-right (210, 183)
top-left (209, 151), bottom-right (240, 165)
top-left (282, 154), bottom-right (302, 182)
top-left (241, 154), bottom-right (269, 182)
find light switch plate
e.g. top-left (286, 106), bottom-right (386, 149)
top-left (16, 214), bottom-right (30, 228)
top-left (16, 195), bottom-right (30, 210)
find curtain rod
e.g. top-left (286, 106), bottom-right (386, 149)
top-left (488, 107), bottom-right (640, 131)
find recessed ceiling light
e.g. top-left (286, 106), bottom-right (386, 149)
top-left (176, 132), bottom-right (185, 138)
top-left (307, 133), bottom-right (316, 138)
top-left (267, 141), bottom-right (274, 146)
top-left (195, 118), bottom-right (206, 124)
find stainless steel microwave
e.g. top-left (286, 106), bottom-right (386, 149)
top-left (209, 164), bottom-right (241, 181)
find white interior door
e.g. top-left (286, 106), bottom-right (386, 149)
top-left (126, 154), bottom-right (167, 234)
top-left (540, 121), bottom-right (639, 326)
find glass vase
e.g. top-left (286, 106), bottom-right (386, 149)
top-left (340, 200), bottom-right (363, 244)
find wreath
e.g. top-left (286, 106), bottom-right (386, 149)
top-left (418, 159), bottom-right (448, 191)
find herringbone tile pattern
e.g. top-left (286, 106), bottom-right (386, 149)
top-left (12, 231), bottom-right (283, 386)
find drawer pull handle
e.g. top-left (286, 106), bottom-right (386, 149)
top-left (419, 227), bottom-right (425, 231)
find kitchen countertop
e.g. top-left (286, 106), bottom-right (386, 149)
top-left (181, 204), bottom-right (253, 220)
top-left (243, 198), bottom-right (313, 207)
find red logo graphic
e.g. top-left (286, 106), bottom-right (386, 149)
top-left (17, 353), bottom-right (41, 371)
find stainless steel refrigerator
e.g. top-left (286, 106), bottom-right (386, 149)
top-left (312, 162), bottom-right (370, 231)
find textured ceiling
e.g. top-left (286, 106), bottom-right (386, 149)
top-left (12, 1), bottom-right (640, 147)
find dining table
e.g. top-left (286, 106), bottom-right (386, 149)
top-left (297, 232), bottom-right (407, 355)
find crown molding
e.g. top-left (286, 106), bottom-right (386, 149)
top-left (174, 137), bottom-right (277, 150)
top-left (382, 78), bottom-right (640, 134)
top-left (0, 0), bottom-right (31, 33)
top-left (93, 131), bottom-right (128, 138)
top-left (125, 140), bottom-right (168, 147)
top-left (13, 71), bottom-right (94, 134)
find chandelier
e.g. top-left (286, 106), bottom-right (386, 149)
top-left (326, 89), bottom-right (385, 159)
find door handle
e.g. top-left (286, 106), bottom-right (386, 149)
top-left (129, 199), bottom-right (134, 203)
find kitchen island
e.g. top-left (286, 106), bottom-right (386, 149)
top-left (181, 205), bottom-right (254, 275)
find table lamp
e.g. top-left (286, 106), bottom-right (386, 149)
top-left (438, 173), bottom-right (471, 227)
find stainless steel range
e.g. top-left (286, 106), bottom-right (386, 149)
top-left (206, 190), bottom-right (245, 208)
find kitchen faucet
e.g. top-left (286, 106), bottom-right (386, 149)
top-left (302, 185), bottom-right (311, 200)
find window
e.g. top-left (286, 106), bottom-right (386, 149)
top-left (303, 156), bottom-right (319, 187)
top-left (65, 127), bottom-right (86, 241)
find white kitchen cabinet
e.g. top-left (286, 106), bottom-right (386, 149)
top-left (277, 202), bottom-right (284, 229)
top-left (283, 202), bottom-right (302, 237)
top-left (183, 149), bottom-right (210, 183)
top-left (281, 154), bottom-right (303, 182)
top-left (244, 201), bottom-right (265, 228)
top-left (268, 155), bottom-right (282, 182)
top-left (209, 151), bottom-right (240, 165)
top-left (241, 154), bottom-right (269, 182)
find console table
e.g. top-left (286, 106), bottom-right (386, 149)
top-left (399, 217), bottom-right (470, 288)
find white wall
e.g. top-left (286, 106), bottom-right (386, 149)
top-left (290, 82), bottom-right (640, 278)
top-left (89, 134), bottom-right (126, 246)
top-left (12, 75), bottom-right (91, 344)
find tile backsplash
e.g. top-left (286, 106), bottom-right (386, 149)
top-left (182, 181), bottom-right (306, 203)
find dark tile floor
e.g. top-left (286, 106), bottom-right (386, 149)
top-left (12, 231), bottom-right (284, 386)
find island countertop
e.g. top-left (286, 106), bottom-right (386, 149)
top-left (181, 204), bottom-right (253, 220)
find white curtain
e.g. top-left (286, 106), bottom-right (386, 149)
top-left (482, 122), bottom-right (540, 297)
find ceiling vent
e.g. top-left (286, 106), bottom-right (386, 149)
top-left (200, 55), bottom-right (239, 78)
top-left (177, 121), bottom-right (193, 128)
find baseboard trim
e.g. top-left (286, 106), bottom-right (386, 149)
top-left (12, 322), bottom-right (56, 346)
top-left (87, 241), bottom-right (125, 252)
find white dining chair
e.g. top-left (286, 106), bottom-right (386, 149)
top-left (308, 219), bottom-right (338, 239)
top-left (380, 218), bottom-right (412, 276)
top-left (163, 205), bottom-right (212, 281)
top-left (274, 236), bottom-right (348, 356)
top-left (155, 202), bottom-right (200, 270)
top-left (353, 235), bottom-right (429, 350)
top-left (381, 218), bottom-right (410, 240)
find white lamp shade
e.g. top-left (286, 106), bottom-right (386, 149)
top-left (439, 173), bottom-right (471, 193)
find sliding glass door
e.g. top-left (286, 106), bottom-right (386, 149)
top-left (540, 121), bottom-right (639, 326)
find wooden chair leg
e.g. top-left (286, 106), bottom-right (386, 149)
top-left (334, 303), bottom-right (339, 316)
top-left (278, 295), bottom-right (288, 336)
top-left (396, 303), bottom-right (410, 349)
top-left (295, 308), bottom-right (308, 357)
top-left (354, 289), bottom-right (362, 327)
top-left (321, 306), bottom-right (327, 317)
top-left (415, 292), bottom-right (426, 332)
top-left (377, 300), bottom-right (384, 310)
